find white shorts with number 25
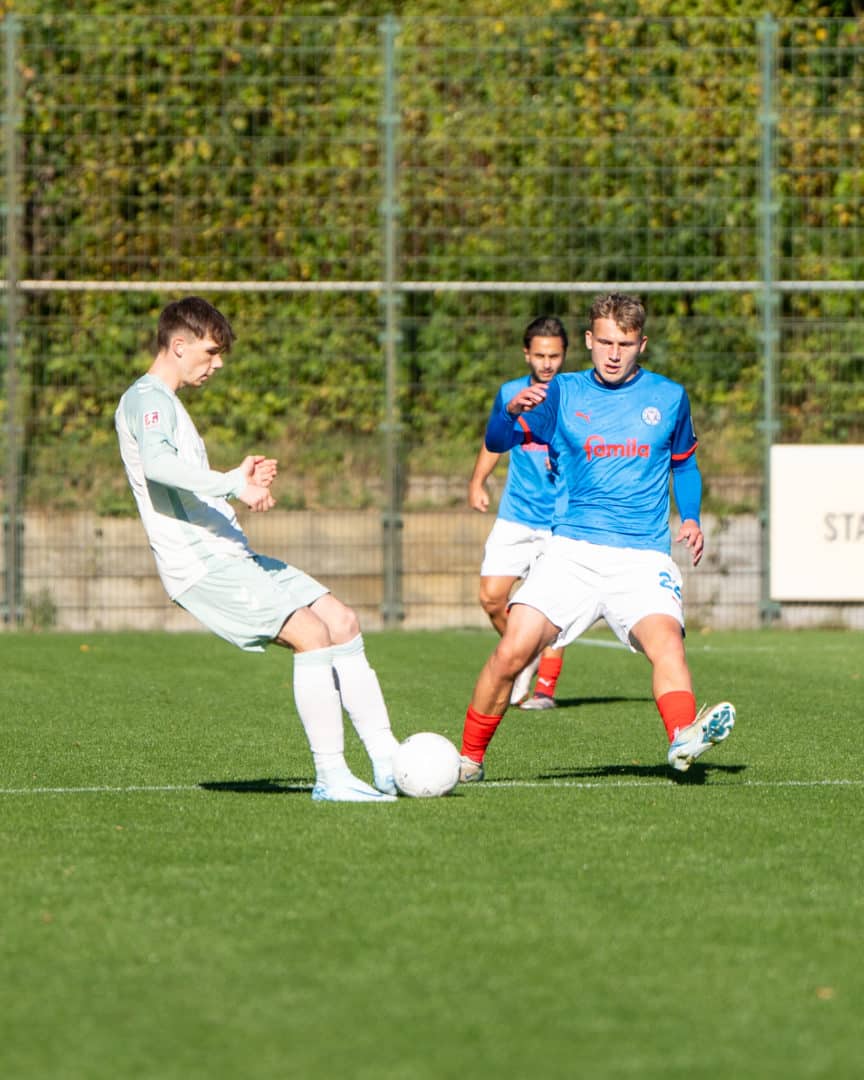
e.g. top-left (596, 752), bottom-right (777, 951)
top-left (511, 535), bottom-right (685, 653)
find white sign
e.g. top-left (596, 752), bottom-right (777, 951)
top-left (770, 445), bottom-right (864, 601)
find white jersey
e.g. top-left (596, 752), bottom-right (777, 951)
top-left (115, 373), bottom-right (252, 599)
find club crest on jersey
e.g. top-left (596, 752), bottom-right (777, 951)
top-left (143, 411), bottom-right (160, 429)
top-left (641, 406), bottom-right (661, 426)
top-left (584, 434), bottom-right (650, 462)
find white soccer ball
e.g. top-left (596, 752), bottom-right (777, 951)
top-left (393, 732), bottom-right (461, 798)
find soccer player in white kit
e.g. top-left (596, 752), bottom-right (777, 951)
top-left (115, 297), bottom-right (399, 803)
top-left (459, 293), bottom-right (735, 781)
top-left (468, 316), bottom-right (570, 709)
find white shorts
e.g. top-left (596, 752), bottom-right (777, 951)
top-left (176, 554), bottom-right (329, 652)
top-left (480, 517), bottom-right (552, 579)
top-left (511, 536), bottom-right (684, 652)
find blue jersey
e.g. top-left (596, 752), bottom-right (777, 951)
top-left (488, 375), bottom-right (565, 529)
top-left (485, 368), bottom-right (700, 553)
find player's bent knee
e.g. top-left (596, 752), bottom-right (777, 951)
top-left (492, 640), bottom-right (534, 680)
top-left (338, 607), bottom-right (361, 642)
top-left (479, 592), bottom-right (511, 629)
top-left (306, 593), bottom-right (360, 644)
top-left (479, 591), bottom-right (503, 616)
top-left (274, 607), bottom-right (331, 652)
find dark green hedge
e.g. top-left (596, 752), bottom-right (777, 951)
top-left (3, 2), bottom-right (863, 511)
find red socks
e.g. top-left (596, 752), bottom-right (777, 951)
top-left (657, 690), bottom-right (696, 742)
top-left (464, 691), bottom-right (696, 760)
top-left (534, 655), bottom-right (563, 699)
top-left (461, 705), bottom-right (503, 763)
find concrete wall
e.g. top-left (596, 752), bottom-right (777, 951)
top-left (5, 509), bottom-right (864, 632)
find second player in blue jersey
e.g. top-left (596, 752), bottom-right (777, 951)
top-left (460, 293), bottom-right (735, 783)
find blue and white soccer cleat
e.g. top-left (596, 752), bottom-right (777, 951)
top-left (458, 755), bottom-right (485, 784)
top-left (312, 770), bottom-right (397, 803)
top-left (372, 756), bottom-right (398, 797)
top-left (667, 702), bottom-right (736, 773)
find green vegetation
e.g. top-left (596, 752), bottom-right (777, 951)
top-left (2, 4), bottom-right (863, 510)
top-left (1, 627), bottom-right (863, 1078)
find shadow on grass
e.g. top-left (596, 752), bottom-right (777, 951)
top-left (546, 694), bottom-right (655, 709)
top-left (199, 777), bottom-right (470, 799)
top-left (199, 777), bottom-right (311, 795)
top-left (538, 762), bottom-right (747, 786)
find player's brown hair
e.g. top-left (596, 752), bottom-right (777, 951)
top-left (523, 315), bottom-right (568, 351)
top-left (157, 296), bottom-right (235, 353)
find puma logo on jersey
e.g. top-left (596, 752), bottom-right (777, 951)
top-left (574, 411), bottom-right (591, 422)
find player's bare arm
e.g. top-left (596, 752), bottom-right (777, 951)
top-left (506, 383), bottom-right (547, 415)
top-left (674, 519), bottom-right (704, 566)
top-left (468, 445), bottom-right (501, 512)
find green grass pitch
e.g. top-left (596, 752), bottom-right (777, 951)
top-left (1, 628), bottom-right (862, 1079)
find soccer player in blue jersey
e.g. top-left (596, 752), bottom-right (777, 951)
top-left (459, 293), bottom-right (735, 780)
top-left (468, 316), bottom-right (569, 710)
top-left (116, 297), bottom-right (399, 803)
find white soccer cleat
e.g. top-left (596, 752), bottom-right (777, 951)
top-left (667, 702), bottom-right (736, 773)
top-left (372, 756), bottom-right (398, 796)
top-left (519, 694), bottom-right (556, 711)
top-left (312, 770), bottom-right (397, 803)
top-left (457, 756), bottom-right (486, 781)
top-left (459, 755), bottom-right (485, 784)
top-left (510, 653), bottom-right (541, 705)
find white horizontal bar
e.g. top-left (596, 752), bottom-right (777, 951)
top-left (3, 279), bottom-right (863, 294)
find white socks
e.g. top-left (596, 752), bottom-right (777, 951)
top-left (292, 646), bottom-right (347, 780)
top-left (293, 635), bottom-right (398, 782)
top-left (331, 635), bottom-right (399, 763)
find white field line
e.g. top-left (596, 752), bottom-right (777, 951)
top-left (0, 784), bottom-right (220, 796)
top-left (0, 778), bottom-right (862, 797)
top-left (483, 778), bottom-right (864, 791)
top-left (569, 636), bottom-right (855, 655)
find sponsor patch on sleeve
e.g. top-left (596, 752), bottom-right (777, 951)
top-left (143, 410), bottom-right (160, 429)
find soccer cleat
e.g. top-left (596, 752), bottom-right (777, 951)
top-left (459, 755), bottom-right (485, 783)
top-left (510, 653), bottom-right (541, 705)
top-left (372, 757), bottom-right (398, 796)
top-left (667, 702), bottom-right (736, 773)
top-left (312, 770), bottom-right (397, 803)
top-left (519, 694), bottom-right (556, 711)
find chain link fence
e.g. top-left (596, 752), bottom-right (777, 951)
top-left (2, 13), bottom-right (863, 632)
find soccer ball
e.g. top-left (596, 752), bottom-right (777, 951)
top-left (392, 732), bottom-right (461, 798)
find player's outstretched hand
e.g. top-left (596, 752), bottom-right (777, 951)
top-left (506, 383), bottom-right (548, 415)
top-left (675, 519), bottom-right (704, 566)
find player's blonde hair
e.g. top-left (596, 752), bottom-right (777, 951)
top-left (589, 293), bottom-right (646, 334)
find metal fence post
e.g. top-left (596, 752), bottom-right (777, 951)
top-left (2, 13), bottom-right (22, 627)
top-left (758, 13), bottom-right (782, 624)
top-left (379, 13), bottom-right (404, 627)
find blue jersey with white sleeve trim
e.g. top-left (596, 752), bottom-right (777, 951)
top-left (489, 375), bottom-right (565, 529)
top-left (485, 367), bottom-right (699, 553)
